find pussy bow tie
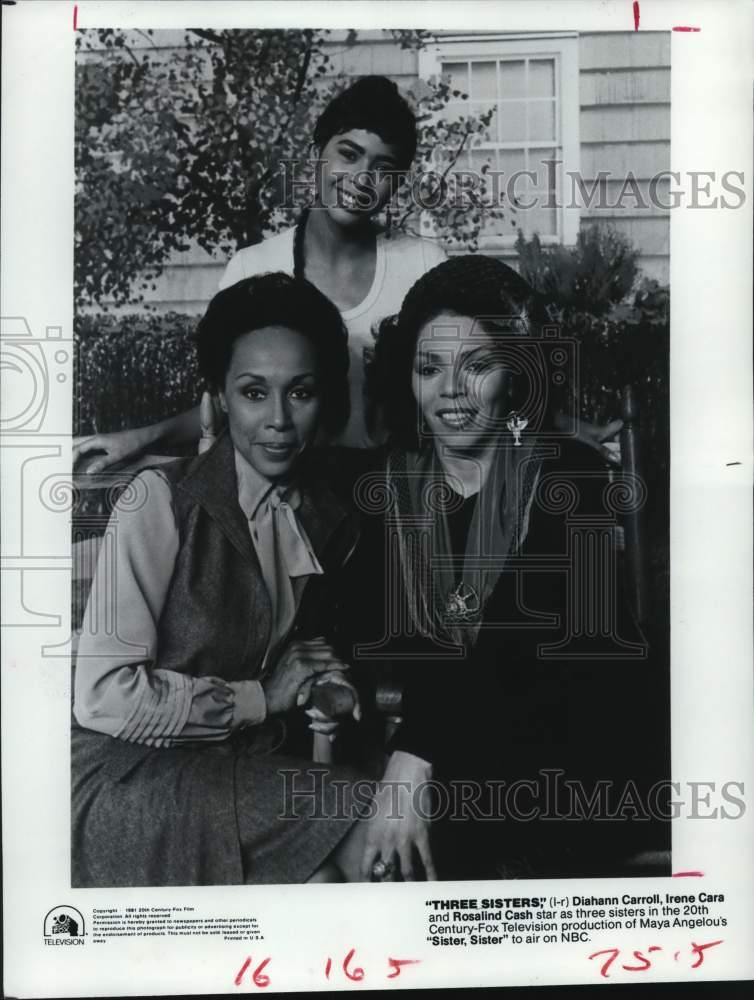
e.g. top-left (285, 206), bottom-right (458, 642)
top-left (253, 485), bottom-right (323, 579)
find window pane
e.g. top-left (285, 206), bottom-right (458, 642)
top-left (450, 145), bottom-right (472, 170)
top-left (470, 61), bottom-right (497, 100)
top-left (443, 100), bottom-right (468, 122)
top-left (470, 147), bottom-right (497, 199)
top-left (530, 59), bottom-right (555, 97)
top-left (507, 165), bottom-right (532, 211)
top-left (516, 204), bottom-right (558, 238)
top-left (498, 148), bottom-right (526, 178)
top-left (442, 61), bottom-right (470, 97)
top-left (529, 100), bottom-right (556, 142)
top-left (469, 100), bottom-right (497, 140)
top-left (529, 148), bottom-right (559, 193)
top-left (470, 147), bottom-right (496, 172)
top-left (498, 60), bottom-right (525, 98)
top-left (482, 216), bottom-right (512, 238)
top-left (497, 100), bottom-right (527, 142)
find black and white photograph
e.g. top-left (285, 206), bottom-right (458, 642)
top-left (2, 1), bottom-right (752, 995)
top-left (69, 19), bottom-right (672, 889)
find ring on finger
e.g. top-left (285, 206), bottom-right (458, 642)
top-left (371, 858), bottom-right (397, 882)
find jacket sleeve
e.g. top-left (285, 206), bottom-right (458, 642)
top-left (73, 470), bottom-right (266, 747)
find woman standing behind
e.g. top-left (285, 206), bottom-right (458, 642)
top-left (73, 75), bottom-right (446, 467)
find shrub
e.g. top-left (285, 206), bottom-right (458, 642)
top-left (516, 226), bottom-right (670, 624)
top-left (74, 312), bottom-right (201, 439)
top-left (516, 226), bottom-right (668, 442)
top-left (517, 227), bottom-right (639, 317)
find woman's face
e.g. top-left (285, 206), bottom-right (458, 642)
top-left (315, 128), bottom-right (402, 228)
top-left (412, 312), bottom-right (514, 454)
top-left (220, 326), bottom-right (321, 481)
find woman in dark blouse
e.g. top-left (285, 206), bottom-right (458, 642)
top-left (344, 255), bottom-right (667, 882)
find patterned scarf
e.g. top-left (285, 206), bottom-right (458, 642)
top-left (387, 439), bottom-right (547, 649)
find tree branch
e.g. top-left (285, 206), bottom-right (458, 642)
top-left (396, 125), bottom-right (473, 230)
top-left (439, 125), bottom-right (474, 183)
top-left (187, 28), bottom-right (227, 47)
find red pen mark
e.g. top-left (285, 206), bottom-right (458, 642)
top-left (673, 25), bottom-right (701, 32)
top-left (324, 957), bottom-right (332, 980)
top-left (387, 957), bottom-right (421, 979)
top-left (590, 941), bottom-right (724, 978)
top-left (622, 949), bottom-right (652, 972)
top-left (633, 1), bottom-right (640, 30)
top-left (672, 870), bottom-right (704, 877)
top-left (234, 957), bottom-right (251, 987)
top-left (252, 958), bottom-right (271, 988)
top-left (589, 947), bottom-right (620, 978)
top-left (234, 956), bottom-right (271, 989)
top-left (342, 948), bottom-right (365, 982)
top-left (690, 940), bottom-right (723, 969)
top-left (73, 4), bottom-right (78, 30)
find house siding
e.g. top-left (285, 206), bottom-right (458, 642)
top-left (85, 29), bottom-right (669, 312)
top-left (578, 31), bottom-right (670, 284)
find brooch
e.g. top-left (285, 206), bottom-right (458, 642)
top-left (506, 411), bottom-right (528, 446)
top-left (444, 582), bottom-right (480, 624)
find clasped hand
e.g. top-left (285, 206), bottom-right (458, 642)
top-left (261, 637), bottom-right (360, 738)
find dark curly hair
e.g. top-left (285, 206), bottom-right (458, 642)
top-left (313, 75), bottom-right (417, 173)
top-left (196, 272), bottom-right (350, 435)
top-left (370, 255), bottom-right (550, 449)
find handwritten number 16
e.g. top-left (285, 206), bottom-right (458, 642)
top-left (234, 957), bottom-right (271, 988)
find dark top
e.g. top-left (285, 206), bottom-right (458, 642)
top-left (324, 439), bottom-right (670, 878)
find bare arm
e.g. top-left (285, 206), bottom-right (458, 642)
top-left (73, 404), bottom-right (203, 473)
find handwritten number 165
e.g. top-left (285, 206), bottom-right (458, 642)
top-left (235, 951), bottom-right (420, 988)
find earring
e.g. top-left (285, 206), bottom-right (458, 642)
top-left (505, 411), bottom-right (528, 446)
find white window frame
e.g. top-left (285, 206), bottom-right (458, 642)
top-left (418, 33), bottom-right (580, 249)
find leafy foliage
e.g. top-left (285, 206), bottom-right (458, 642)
top-left (75, 312), bottom-right (200, 437)
top-left (75, 28), bottom-right (507, 309)
top-left (516, 226), bottom-right (667, 405)
top-left (392, 76), bottom-right (506, 248)
top-left (516, 226), bottom-right (639, 318)
top-left (515, 226), bottom-right (670, 611)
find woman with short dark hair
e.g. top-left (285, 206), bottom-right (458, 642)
top-left (73, 75), bottom-right (446, 467)
top-left (72, 273), bottom-right (372, 886)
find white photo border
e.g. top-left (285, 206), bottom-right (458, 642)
top-left (2, 1), bottom-right (752, 995)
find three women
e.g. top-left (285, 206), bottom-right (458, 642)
top-left (73, 75), bottom-right (660, 885)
